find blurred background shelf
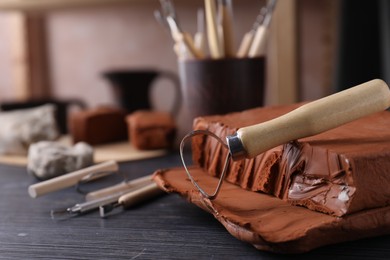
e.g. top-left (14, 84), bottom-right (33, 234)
top-left (0, 0), bottom-right (299, 106)
top-left (0, 0), bottom-right (320, 141)
top-left (3, 0), bottom-right (385, 142)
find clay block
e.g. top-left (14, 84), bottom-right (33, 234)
top-left (68, 107), bottom-right (127, 145)
top-left (153, 103), bottom-right (390, 252)
top-left (153, 167), bottom-right (390, 253)
top-left (126, 110), bottom-right (176, 150)
top-left (191, 105), bottom-right (390, 217)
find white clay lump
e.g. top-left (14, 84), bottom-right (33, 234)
top-left (27, 141), bottom-right (94, 180)
top-left (0, 104), bottom-right (60, 155)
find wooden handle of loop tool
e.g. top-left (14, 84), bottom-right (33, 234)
top-left (229, 79), bottom-right (390, 160)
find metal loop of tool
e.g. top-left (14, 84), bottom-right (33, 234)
top-left (180, 129), bottom-right (231, 200)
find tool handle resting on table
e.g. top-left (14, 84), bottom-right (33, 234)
top-left (228, 79), bottom-right (390, 160)
top-left (85, 175), bottom-right (153, 201)
top-left (118, 182), bottom-right (163, 208)
top-left (28, 160), bottom-right (118, 198)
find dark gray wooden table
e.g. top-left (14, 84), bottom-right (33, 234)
top-left (0, 153), bottom-right (389, 259)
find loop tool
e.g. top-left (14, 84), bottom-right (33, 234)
top-left (180, 79), bottom-right (390, 200)
top-left (180, 130), bottom-right (231, 200)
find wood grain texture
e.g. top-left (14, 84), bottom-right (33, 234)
top-left (0, 153), bottom-right (389, 259)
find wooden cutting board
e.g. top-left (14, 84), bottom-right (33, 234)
top-left (0, 136), bottom-right (167, 166)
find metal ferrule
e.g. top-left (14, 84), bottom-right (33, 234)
top-left (226, 132), bottom-right (247, 161)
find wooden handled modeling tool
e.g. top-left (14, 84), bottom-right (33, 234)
top-left (166, 16), bottom-right (204, 59)
top-left (248, 0), bottom-right (277, 57)
top-left (247, 25), bottom-right (267, 57)
top-left (194, 8), bottom-right (206, 53)
top-left (219, 0), bottom-right (234, 57)
top-left (99, 182), bottom-right (163, 218)
top-left (28, 160), bottom-right (118, 198)
top-left (227, 79), bottom-right (390, 160)
top-left (237, 31), bottom-right (255, 58)
top-left (237, 6), bottom-right (267, 58)
top-left (85, 175), bottom-right (153, 201)
top-left (50, 177), bottom-right (158, 220)
top-left (205, 0), bottom-right (223, 58)
top-left (180, 79), bottom-right (390, 200)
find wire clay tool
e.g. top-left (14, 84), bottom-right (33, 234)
top-left (157, 0), bottom-right (204, 59)
top-left (155, 0), bottom-right (281, 60)
top-left (180, 79), bottom-right (390, 200)
top-left (50, 175), bottom-right (161, 220)
top-left (50, 190), bottom-right (126, 220)
top-left (99, 182), bottom-right (163, 218)
top-left (85, 174), bottom-right (152, 201)
top-left (248, 0), bottom-right (278, 58)
top-left (236, 6), bottom-right (267, 58)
